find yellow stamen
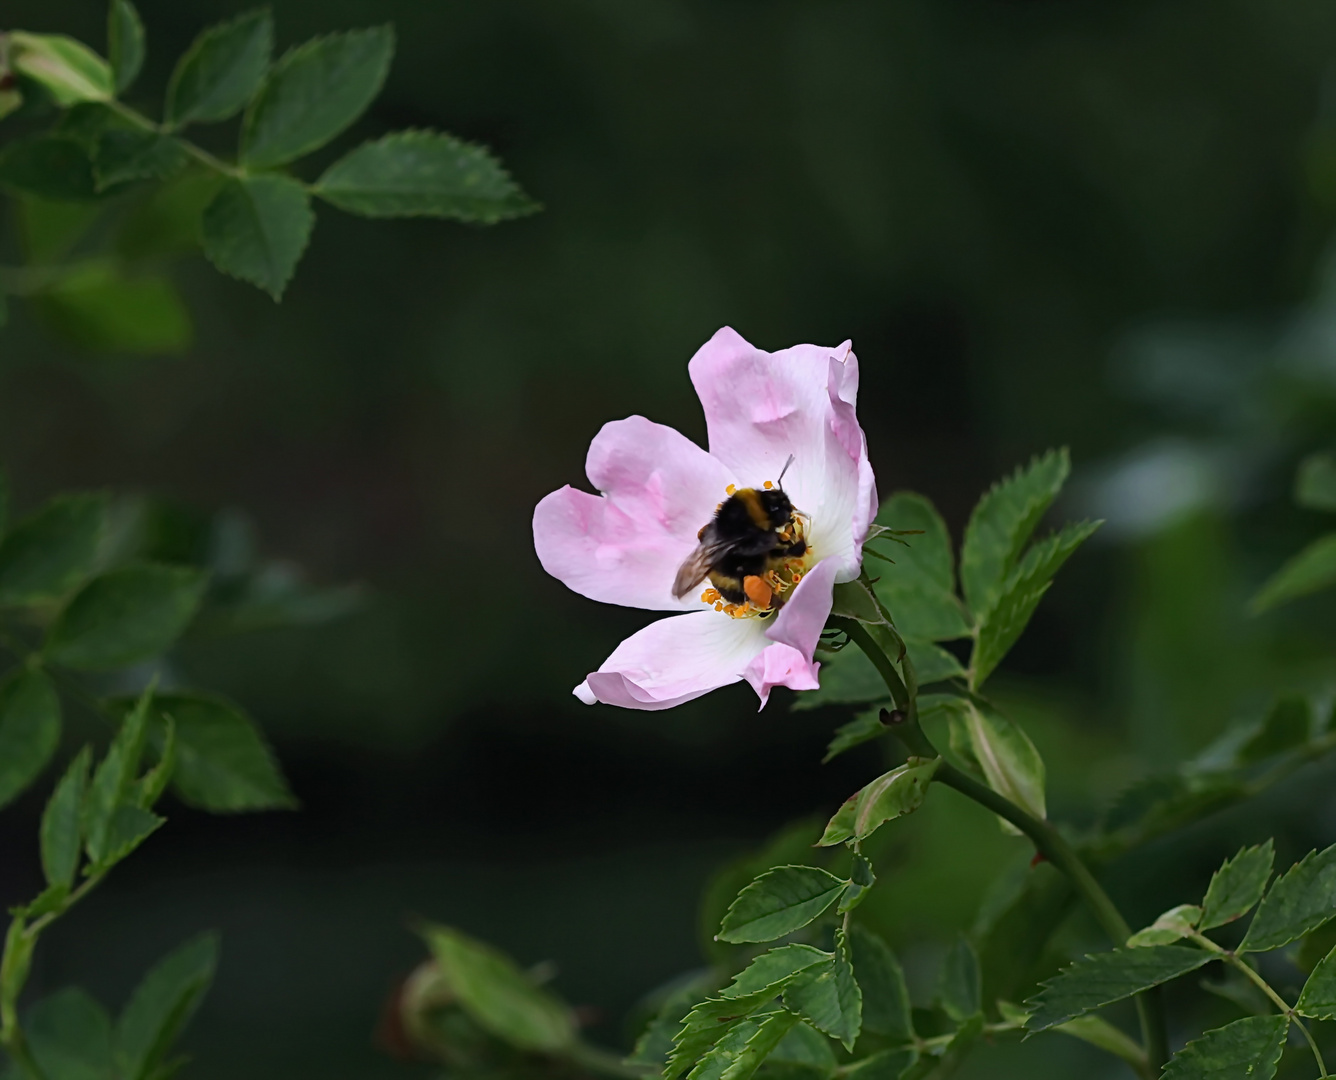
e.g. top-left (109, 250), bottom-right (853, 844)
top-left (763, 480), bottom-right (774, 489)
top-left (725, 484), bottom-right (737, 496)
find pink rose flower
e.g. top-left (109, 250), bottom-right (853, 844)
top-left (534, 327), bottom-right (878, 710)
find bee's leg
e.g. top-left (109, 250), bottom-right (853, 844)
top-left (743, 575), bottom-right (774, 611)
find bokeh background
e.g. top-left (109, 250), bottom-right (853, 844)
top-left (4, 1), bottom-right (1336, 1076)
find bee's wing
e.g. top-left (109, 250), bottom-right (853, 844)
top-left (672, 544), bottom-right (716, 598)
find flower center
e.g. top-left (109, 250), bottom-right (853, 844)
top-left (698, 481), bottom-right (813, 620)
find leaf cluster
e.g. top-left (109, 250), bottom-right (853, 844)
top-left (0, 1), bottom-right (535, 347)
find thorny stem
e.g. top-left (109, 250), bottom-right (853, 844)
top-left (839, 617), bottom-right (1171, 1074)
top-left (1190, 932), bottom-right (1329, 1078)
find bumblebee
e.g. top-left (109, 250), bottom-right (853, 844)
top-left (672, 466), bottom-right (807, 613)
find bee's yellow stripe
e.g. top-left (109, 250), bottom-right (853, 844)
top-left (735, 488), bottom-right (770, 529)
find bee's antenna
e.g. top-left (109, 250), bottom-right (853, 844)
top-left (777, 454), bottom-right (796, 489)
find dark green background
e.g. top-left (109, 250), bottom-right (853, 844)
top-left (3, 1), bottom-right (1336, 1076)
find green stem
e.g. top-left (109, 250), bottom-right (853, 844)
top-left (1190, 933), bottom-right (1328, 1077)
top-left (0, 1029), bottom-right (47, 1080)
top-left (842, 619), bottom-right (1170, 1072)
top-left (105, 99), bottom-right (244, 178)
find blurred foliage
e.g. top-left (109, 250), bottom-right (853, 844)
top-left (2, 0), bottom-right (1336, 1079)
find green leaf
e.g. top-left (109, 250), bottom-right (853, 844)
top-left (46, 564), bottom-right (206, 671)
top-left (41, 748), bottom-right (91, 890)
top-left (0, 493), bottom-right (106, 606)
top-left (1296, 943), bottom-right (1336, 1019)
top-left (111, 693), bottom-right (294, 812)
top-left (1238, 699), bottom-right (1311, 763)
top-left (843, 1049), bottom-right (918, 1080)
top-left (707, 1012), bottom-right (799, 1080)
top-left (847, 926), bottom-right (913, 1044)
top-left (1299, 922), bottom-right (1336, 975)
top-left (669, 990), bottom-right (788, 1080)
top-left (956, 701), bottom-right (1045, 828)
top-left (9, 33), bottom-right (114, 106)
top-left (782, 930), bottom-right (862, 1051)
top-left (819, 759), bottom-right (939, 847)
top-left (1251, 532), bottom-right (1336, 612)
top-left (165, 9), bottom-right (272, 126)
top-left (936, 937), bottom-right (980, 1022)
top-left (717, 866), bottom-right (847, 944)
top-left (1, 918), bottom-right (35, 1029)
top-left (793, 649), bottom-right (887, 712)
top-left (871, 493), bottom-right (970, 642)
top-left (972, 519), bottom-right (1100, 686)
top-left (769, 1021), bottom-right (837, 1073)
top-left (838, 856), bottom-right (876, 914)
top-left (1160, 1014), bottom-right (1288, 1080)
top-left (628, 978), bottom-right (717, 1069)
top-left (97, 803), bottom-right (164, 867)
top-left (959, 449), bottom-right (1070, 618)
top-left (27, 987), bottom-right (116, 1080)
top-left (314, 131), bottom-right (538, 221)
top-left (720, 945), bottom-right (830, 999)
top-left (1296, 453), bottom-right (1336, 511)
top-left (421, 924), bottom-right (575, 1052)
top-left (35, 263), bottom-right (192, 355)
top-left (1024, 945), bottom-right (1213, 1031)
top-left (1052, 1014), bottom-right (1149, 1072)
top-left (1242, 842), bottom-right (1336, 952)
top-left (685, 1017), bottom-right (763, 1080)
top-left (93, 132), bottom-right (188, 191)
top-left (1126, 904), bottom-right (1201, 947)
top-left (0, 668), bottom-right (61, 810)
top-left (84, 686), bottom-right (152, 863)
top-left (135, 715), bottom-right (175, 809)
top-left (241, 27), bottom-right (394, 169)
top-left (855, 758), bottom-right (939, 841)
top-left (108, 0), bottom-right (146, 94)
top-left (1201, 841), bottom-right (1274, 931)
top-left (0, 137), bottom-right (97, 202)
top-left (117, 933), bottom-right (218, 1080)
top-left (903, 640), bottom-right (965, 685)
top-left (201, 175), bottom-right (313, 301)
top-left (823, 710), bottom-right (885, 764)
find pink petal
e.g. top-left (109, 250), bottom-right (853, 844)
top-left (743, 644), bottom-right (821, 709)
top-left (534, 416), bottom-right (737, 611)
top-left (687, 328), bottom-right (875, 581)
top-left (765, 556), bottom-right (839, 659)
top-left (574, 611), bottom-right (770, 710)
